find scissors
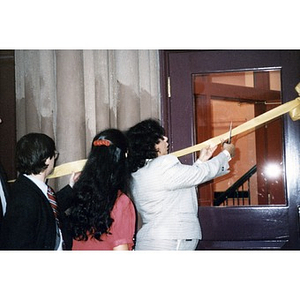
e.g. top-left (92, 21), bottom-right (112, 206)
top-left (228, 121), bottom-right (232, 143)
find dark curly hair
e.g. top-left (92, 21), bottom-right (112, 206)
top-left (16, 133), bottom-right (56, 175)
top-left (68, 129), bottom-right (130, 241)
top-left (126, 118), bottom-right (165, 173)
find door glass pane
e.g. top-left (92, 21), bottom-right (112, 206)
top-left (193, 69), bottom-right (286, 206)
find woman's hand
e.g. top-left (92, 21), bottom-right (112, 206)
top-left (222, 141), bottom-right (236, 158)
top-left (198, 145), bottom-right (217, 162)
top-left (69, 172), bottom-right (81, 188)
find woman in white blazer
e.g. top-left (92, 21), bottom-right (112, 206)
top-left (126, 119), bottom-right (235, 250)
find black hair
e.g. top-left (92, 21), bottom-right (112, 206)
top-left (68, 128), bottom-right (130, 241)
top-left (16, 133), bottom-right (56, 175)
top-left (126, 118), bottom-right (165, 173)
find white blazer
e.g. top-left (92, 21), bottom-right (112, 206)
top-left (130, 152), bottom-right (230, 241)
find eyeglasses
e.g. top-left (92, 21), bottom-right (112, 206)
top-left (54, 151), bottom-right (59, 160)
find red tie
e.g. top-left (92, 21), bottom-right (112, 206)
top-left (47, 186), bottom-right (60, 226)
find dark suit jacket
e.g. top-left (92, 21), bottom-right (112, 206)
top-left (0, 174), bottom-right (74, 250)
top-left (0, 163), bottom-right (11, 230)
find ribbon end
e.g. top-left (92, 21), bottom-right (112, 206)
top-left (289, 103), bottom-right (300, 121)
top-left (295, 82), bottom-right (300, 96)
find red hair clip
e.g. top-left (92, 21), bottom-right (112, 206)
top-left (93, 139), bottom-right (111, 147)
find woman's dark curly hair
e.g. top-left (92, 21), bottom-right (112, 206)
top-left (126, 118), bottom-right (165, 173)
top-left (68, 129), bottom-right (129, 241)
top-left (16, 133), bottom-right (56, 175)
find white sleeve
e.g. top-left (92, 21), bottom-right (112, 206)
top-left (161, 153), bottom-right (230, 190)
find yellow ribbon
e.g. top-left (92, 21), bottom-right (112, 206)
top-left (47, 97), bottom-right (300, 179)
top-left (172, 97), bottom-right (300, 157)
top-left (47, 159), bottom-right (87, 179)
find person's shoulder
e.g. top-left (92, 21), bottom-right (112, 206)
top-left (117, 192), bottom-right (131, 202)
top-left (134, 155), bottom-right (179, 176)
top-left (115, 193), bottom-right (134, 210)
top-left (12, 175), bottom-right (42, 199)
top-left (153, 154), bottom-right (179, 166)
top-left (157, 154), bottom-right (180, 169)
top-left (13, 174), bottom-right (32, 190)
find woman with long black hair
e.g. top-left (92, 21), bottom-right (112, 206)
top-left (68, 129), bottom-right (136, 250)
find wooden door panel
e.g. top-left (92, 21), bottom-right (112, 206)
top-left (198, 207), bottom-right (289, 241)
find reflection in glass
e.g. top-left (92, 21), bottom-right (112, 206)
top-left (193, 70), bottom-right (285, 207)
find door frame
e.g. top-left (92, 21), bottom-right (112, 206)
top-left (0, 50), bottom-right (16, 180)
top-left (159, 50), bottom-right (300, 249)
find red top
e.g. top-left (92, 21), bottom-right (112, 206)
top-left (72, 193), bottom-right (136, 250)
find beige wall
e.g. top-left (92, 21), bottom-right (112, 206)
top-left (15, 50), bottom-right (161, 189)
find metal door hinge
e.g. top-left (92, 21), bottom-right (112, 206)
top-left (167, 76), bottom-right (171, 98)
